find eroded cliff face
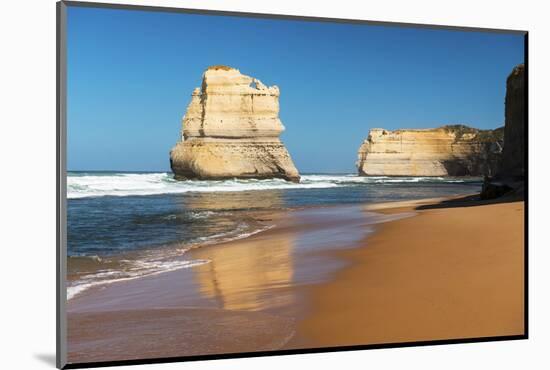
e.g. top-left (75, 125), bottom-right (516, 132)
top-left (481, 64), bottom-right (525, 199)
top-left (170, 66), bottom-right (300, 182)
top-left (500, 64), bottom-right (525, 179)
top-left (357, 125), bottom-right (503, 177)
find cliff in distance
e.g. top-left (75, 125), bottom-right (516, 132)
top-left (170, 66), bottom-right (300, 182)
top-left (357, 125), bottom-right (504, 177)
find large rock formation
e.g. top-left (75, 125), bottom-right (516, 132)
top-left (357, 125), bottom-right (503, 177)
top-left (499, 64), bottom-right (525, 179)
top-left (170, 66), bottom-right (300, 182)
top-left (481, 64), bottom-right (525, 199)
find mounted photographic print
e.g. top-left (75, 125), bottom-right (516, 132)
top-left (56, 1), bottom-right (527, 368)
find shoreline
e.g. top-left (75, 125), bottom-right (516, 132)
top-left (66, 195), bottom-right (525, 364)
top-left (66, 199), bottom-right (422, 302)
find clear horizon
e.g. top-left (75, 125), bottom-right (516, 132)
top-left (67, 6), bottom-right (524, 173)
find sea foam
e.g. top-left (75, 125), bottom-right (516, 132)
top-left (67, 172), bottom-right (469, 199)
top-left (67, 258), bottom-right (211, 300)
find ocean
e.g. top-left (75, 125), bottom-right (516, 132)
top-left (67, 171), bottom-right (483, 299)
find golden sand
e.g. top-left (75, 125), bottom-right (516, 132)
top-left (289, 200), bottom-right (525, 347)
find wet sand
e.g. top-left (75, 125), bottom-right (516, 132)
top-left (67, 197), bottom-right (525, 365)
top-left (67, 204), bottom-right (387, 364)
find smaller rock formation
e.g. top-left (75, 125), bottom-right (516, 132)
top-left (481, 64), bottom-right (525, 199)
top-left (357, 125), bottom-right (503, 177)
top-left (170, 66), bottom-right (300, 182)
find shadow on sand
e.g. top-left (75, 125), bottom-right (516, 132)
top-left (415, 193), bottom-right (524, 210)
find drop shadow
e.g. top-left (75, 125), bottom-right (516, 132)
top-left (34, 353), bottom-right (56, 367)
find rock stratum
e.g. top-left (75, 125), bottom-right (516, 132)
top-left (481, 64), bottom-right (525, 199)
top-left (170, 66), bottom-right (300, 182)
top-left (357, 125), bottom-right (504, 177)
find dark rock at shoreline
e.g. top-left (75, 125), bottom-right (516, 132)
top-left (480, 177), bottom-right (513, 200)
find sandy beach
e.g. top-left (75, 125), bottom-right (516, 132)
top-left (67, 196), bottom-right (525, 364)
top-left (288, 197), bottom-right (525, 348)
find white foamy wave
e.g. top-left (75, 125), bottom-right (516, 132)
top-left (67, 172), bottom-right (472, 199)
top-left (67, 221), bottom-right (276, 300)
top-left (67, 258), bottom-right (210, 300)
top-left (196, 224), bottom-right (275, 246)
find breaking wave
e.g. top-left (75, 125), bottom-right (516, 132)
top-left (67, 258), bottom-right (211, 300)
top-left (67, 172), bottom-right (472, 199)
top-left (66, 223), bottom-right (276, 300)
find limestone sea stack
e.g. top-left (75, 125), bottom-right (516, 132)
top-left (356, 125), bottom-right (504, 177)
top-left (170, 66), bottom-right (300, 182)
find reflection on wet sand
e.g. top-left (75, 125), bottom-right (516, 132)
top-left (67, 200), bottom-right (397, 363)
top-left (190, 232), bottom-right (295, 311)
top-left (183, 198), bottom-right (379, 314)
top-left (183, 191), bottom-right (294, 312)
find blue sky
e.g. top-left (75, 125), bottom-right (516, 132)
top-left (67, 6), bottom-right (524, 173)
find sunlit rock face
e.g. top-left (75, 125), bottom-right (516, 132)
top-left (357, 125), bottom-right (504, 177)
top-left (170, 66), bottom-right (300, 182)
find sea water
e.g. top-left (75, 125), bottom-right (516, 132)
top-left (67, 171), bottom-right (482, 299)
